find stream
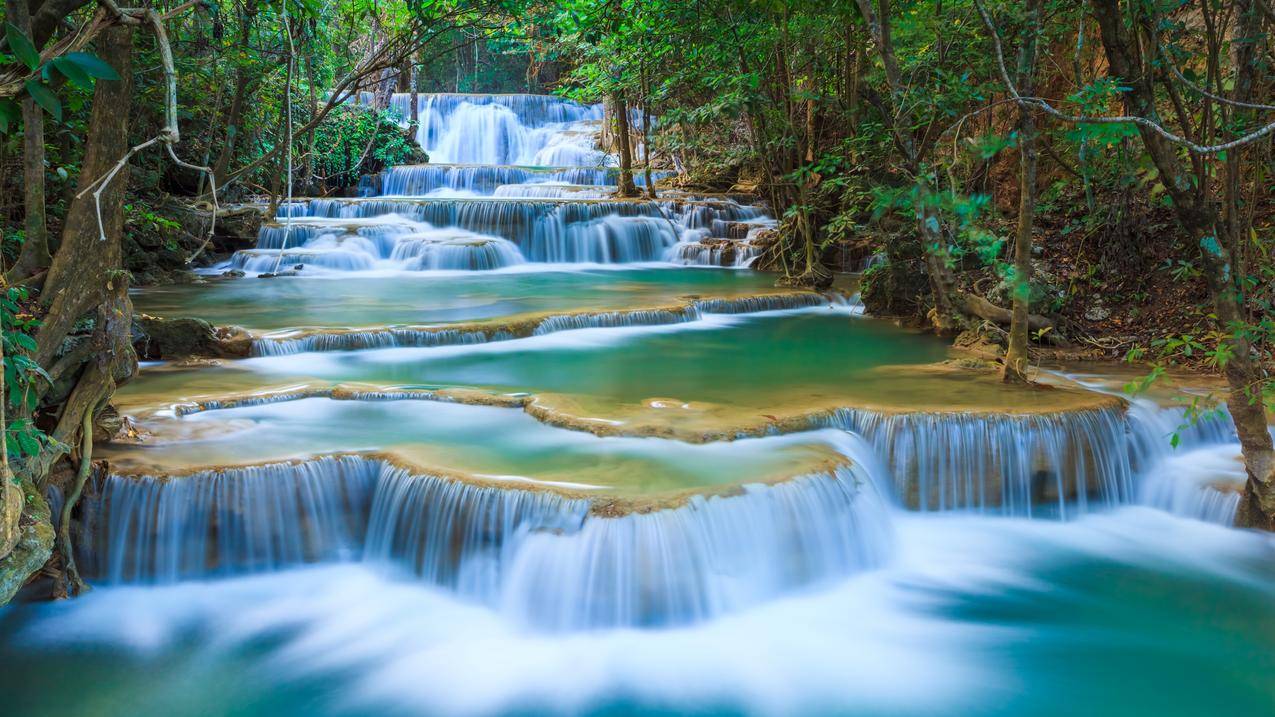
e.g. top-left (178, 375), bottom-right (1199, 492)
top-left (1, 93), bottom-right (1272, 717)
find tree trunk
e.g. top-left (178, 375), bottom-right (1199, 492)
top-left (396, 57), bottom-right (411, 93)
top-left (613, 91), bottom-right (638, 197)
top-left (211, 69), bottom-right (252, 188)
top-left (5, 0), bottom-right (51, 282)
top-left (409, 53), bottom-right (420, 135)
top-left (0, 314), bottom-right (19, 560)
top-left (854, 0), bottom-right (962, 331)
top-left (640, 69), bottom-right (655, 199)
top-left (1002, 0), bottom-right (1043, 382)
top-left (1089, 0), bottom-right (1275, 527)
top-left (36, 25), bottom-right (134, 370)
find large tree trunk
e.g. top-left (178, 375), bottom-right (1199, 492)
top-left (1090, 0), bottom-right (1275, 527)
top-left (5, 0), bottom-right (51, 282)
top-left (1002, 0), bottom-right (1043, 382)
top-left (35, 24), bottom-right (135, 370)
top-left (613, 91), bottom-right (639, 197)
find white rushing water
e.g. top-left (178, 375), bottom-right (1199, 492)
top-left (9, 508), bottom-right (1274, 716)
top-left (221, 93), bottom-right (771, 274)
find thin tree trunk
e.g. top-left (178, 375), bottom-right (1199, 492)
top-left (304, 55), bottom-right (317, 192)
top-left (409, 53), bottom-right (420, 134)
top-left (854, 0), bottom-right (962, 332)
top-left (0, 310), bottom-right (19, 559)
top-left (640, 67), bottom-right (655, 199)
top-left (613, 91), bottom-right (638, 197)
top-left (211, 69), bottom-right (252, 187)
top-left (5, 0), bottom-right (51, 282)
top-left (1002, 0), bottom-right (1043, 382)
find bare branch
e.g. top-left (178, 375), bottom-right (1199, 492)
top-left (972, 0), bottom-right (1275, 155)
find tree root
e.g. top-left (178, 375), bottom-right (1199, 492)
top-left (956, 292), bottom-right (1053, 331)
top-left (56, 405), bottom-right (98, 597)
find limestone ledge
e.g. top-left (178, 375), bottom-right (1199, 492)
top-left (104, 450), bottom-right (856, 517)
top-left (118, 361), bottom-right (1129, 446)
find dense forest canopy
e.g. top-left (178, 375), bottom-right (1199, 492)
top-left (0, 0), bottom-right (1271, 600)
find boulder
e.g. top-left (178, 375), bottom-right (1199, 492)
top-left (133, 315), bottom-right (252, 360)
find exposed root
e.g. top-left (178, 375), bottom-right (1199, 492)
top-left (56, 405), bottom-right (98, 597)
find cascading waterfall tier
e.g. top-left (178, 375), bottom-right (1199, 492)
top-left (380, 164), bottom-right (668, 196)
top-left (231, 198), bottom-right (767, 271)
top-left (248, 292), bottom-right (829, 355)
top-left (236, 92), bottom-right (774, 271)
top-left (83, 453), bottom-right (892, 629)
top-left (820, 407), bottom-right (1134, 515)
top-left (817, 402), bottom-right (1238, 517)
top-left (385, 93), bottom-right (607, 166)
top-left (82, 457), bottom-right (380, 583)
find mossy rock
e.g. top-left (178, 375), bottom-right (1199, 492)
top-left (0, 479), bottom-right (55, 606)
top-left (133, 316), bottom-right (252, 360)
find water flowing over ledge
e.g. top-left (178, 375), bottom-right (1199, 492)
top-left (818, 407), bottom-right (1135, 515)
top-left (385, 93), bottom-right (606, 166)
top-left (256, 198), bottom-right (765, 268)
top-left (134, 373), bottom-right (1239, 523)
top-left (81, 454), bottom-right (891, 629)
top-left (248, 291), bottom-right (832, 356)
top-left (817, 401), bottom-right (1239, 518)
top-left (379, 164), bottom-right (669, 196)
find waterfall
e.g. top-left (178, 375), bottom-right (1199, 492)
top-left (380, 165), bottom-right (671, 197)
top-left (84, 457), bottom-right (380, 583)
top-left (381, 93), bottom-right (606, 166)
top-left (250, 327), bottom-right (509, 357)
top-left (1125, 397), bottom-right (1243, 523)
top-left (1047, 373), bottom-right (1244, 524)
top-left (389, 232), bottom-right (525, 270)
top-left (818, 401), bottom-right (1241, 518)
top-left (820, 406), bottom-right (1136, 516)
top-left (233, 200), bottom-right (768, 272)
top-left (84, 453), bottom-right (892, 629)
top-left (214, 92), bottom-right (774, 273)
top-left (247, 293), bottom-right (829, 355)
top-left (500, 464), bottom-right (891, 629)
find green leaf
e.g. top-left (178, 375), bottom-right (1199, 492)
top-left (63, 51), bottom-right (120, 80)
top-left (0, 98), bottom-right (18, 135)
top-left (5, 22), bottom-right (41, 71)
top-left (23, 80), bottom-right (61, 121)
top-left (51, 56), bottom-right (94, 90)
top-left (15, 430), bottom-right (39, 457)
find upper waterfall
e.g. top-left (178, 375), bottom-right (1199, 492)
top-left (217, 92), bottom-right (775, 274)
top-left (387, 93), bottom-right (608, 166)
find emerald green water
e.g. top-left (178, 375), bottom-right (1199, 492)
top-left (119, 311), bottom-right (955, 413)
top-left (102, 397), bottom-right (841, 494)
top-left (136, 268), bottom-right (780, 331)
top-left (116, 309), bottom-right (1102, 438)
